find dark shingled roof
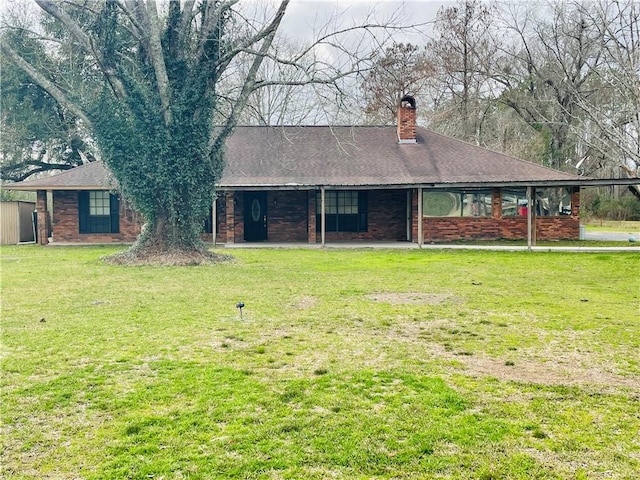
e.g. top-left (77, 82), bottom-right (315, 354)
top-left (4, 125), bottom-right (584, 190)
top-left (3, 161), bottom-right (116, 190)
top-left (223, 126), bottom-right (582, 187)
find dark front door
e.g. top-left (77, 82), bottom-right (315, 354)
top-left (244, 192), bottom-right (268, 241)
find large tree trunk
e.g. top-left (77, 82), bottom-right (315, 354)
top-left (106, 209), bottom-right (229, 266)
top-left (143, 213), bottom-right (203, 251)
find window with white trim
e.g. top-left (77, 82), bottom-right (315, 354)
top-left (89, 191), bottom-right (110, 216)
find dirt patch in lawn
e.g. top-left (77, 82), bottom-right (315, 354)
top-left (432, 344), bottom-right (640, 390)
top-left (366, 292), bottom-right (454, 305)
top-left (404, 343), bottom-right (640, 390)
top-left (385, 321), bottom-right (639, 391)
top-left (292, 296), bottom-right (318, 309)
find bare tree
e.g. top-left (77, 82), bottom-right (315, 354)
top-left (571, 0), bottom-right (640, 198)
top-left (0, 3), bottom-right (98, 181)
top-left (229, 38), bottom-right (331, 126)
top-left (495, 0), bottom-right (604, 170)
top-left (360, 42), bottom-right (433, 124)
top-left (1, 0), bottom-right (404, 263)
top-left (426, 0), bottom-right (498, 144)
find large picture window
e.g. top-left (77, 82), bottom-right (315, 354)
top-left (317, 191), bottom-right (368, 232)
top-left (79, 191), bottom-right (120, 234)
top-left (502, 187), bottom-right (571, 217)
top-left (423, 189), bottom-right (492, 217)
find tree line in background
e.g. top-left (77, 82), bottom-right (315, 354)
top-left (1, 0), bottom-right (638, 230)
top-left (360, 0), bottom-right (640, 212)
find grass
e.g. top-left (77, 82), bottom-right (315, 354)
top-left (437, 238), bottom-right (639, 248)
top-left (584, 220), bottom-right (640, 233)
top-left (1, 245), bottom-right (639, 479)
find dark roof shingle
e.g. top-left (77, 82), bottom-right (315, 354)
top-left (4, 125), bottom-right (583, 190)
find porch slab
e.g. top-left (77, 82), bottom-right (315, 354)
top-left (216, 242), bottom-right (639, 252)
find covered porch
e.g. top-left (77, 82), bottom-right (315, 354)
top-left (212, 183), bottom-right (586, 247)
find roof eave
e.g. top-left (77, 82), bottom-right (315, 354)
top-left (2, 184), bottom-right (112, 191)
top-left (5, 177), bottom-right (636, 192)
top-left (218, 178), bottom-right (637, 190)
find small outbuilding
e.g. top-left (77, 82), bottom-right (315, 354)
top-left (0, 201), bottom-right (36, 244)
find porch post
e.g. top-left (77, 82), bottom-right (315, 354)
top-left (320, 186), bottom-right (326, 248)
top-left (307, 191), bottom-right (317, 243)
top-left (417, 187), bottom-right (423, 248)
top-left (225, 191), bottom-right (235, 244)
top-left (526, 186), bottom-right (532, 251)
top-left (36, 190), bottom-right (49, 245)
top-left (531, 187), bottom-right (537, 246)
top-left (406, 190), bottom-right (412, 241)
top-left (212, 197), bottom-right (217, 247)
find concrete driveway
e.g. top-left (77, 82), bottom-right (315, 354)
top-left (585, 231), bottom-right (639, 242)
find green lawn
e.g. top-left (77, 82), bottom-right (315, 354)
top-left (585, 220), bottom-right (640, 233)
top-left (1, 246), bottom-right (639, 479)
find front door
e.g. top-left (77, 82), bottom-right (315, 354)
top-left (244, 192), bottom-right (268, 241)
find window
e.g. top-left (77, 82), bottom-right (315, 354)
top-left (79, 191), bottom-right (119, 234)
top-left (316, 191), bottom-right (367, 232)
top-left (502, 188), bottom-right (528, 217)
top-left (536, 187), bottom-right (572, 216)
top-left (423, 189), bottom-right (492, 217)
top-left (502, 187), bottom-right (572, 217)
top-left (89, 191), bottom-right (110, 216)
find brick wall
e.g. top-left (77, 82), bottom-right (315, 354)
top-left (267, 191), bottom-right (309, 242)
top-left (224, 192), bottom-right (240, 243)
top-left (224, 190), bottom-right (314, 243)
top-left (36, 190), bottom-right (48, 245)
top-left (212, 195), bottom-right (227, 244)
top-left (420, 216), bottom-right (578, 241)
top-left (52, 191), bottom-right (141, 243)
top-left (307, 191), bottom-right (317, 243)
top-left (222, 189), bottom-right (409, 243)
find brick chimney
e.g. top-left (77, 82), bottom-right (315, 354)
top-left (397, 95), bottom-right (416, 144)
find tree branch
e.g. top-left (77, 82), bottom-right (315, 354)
top-left (1, 160), bottom-right (75, 183)
top-left (179, 0), bottom-right (197, 41)
top-left (34, 0), bottom-right (93, 51)
top-left (113, 0), bottom-right (145, 40)
top-left (197, 0), bottom-right (239, 63)
top-left (212, 0), bottom-right (289, 148)
top-left (1, 42), bottom-right (93, 129)
top-left (143, 0), bottom-right (172, 125)
top-left (34, 0), bottom-right (127, 99)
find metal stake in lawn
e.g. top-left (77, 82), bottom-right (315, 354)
top-left (236, 302), bottom-right (245, 319)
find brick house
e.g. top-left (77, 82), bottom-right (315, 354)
top-left (6, 96), bottom-right (630, 246)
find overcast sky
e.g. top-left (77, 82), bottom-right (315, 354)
top-left (0, 0), bottom-right (450, 42)
top-left (280, 1), bottom-right (449, 40)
